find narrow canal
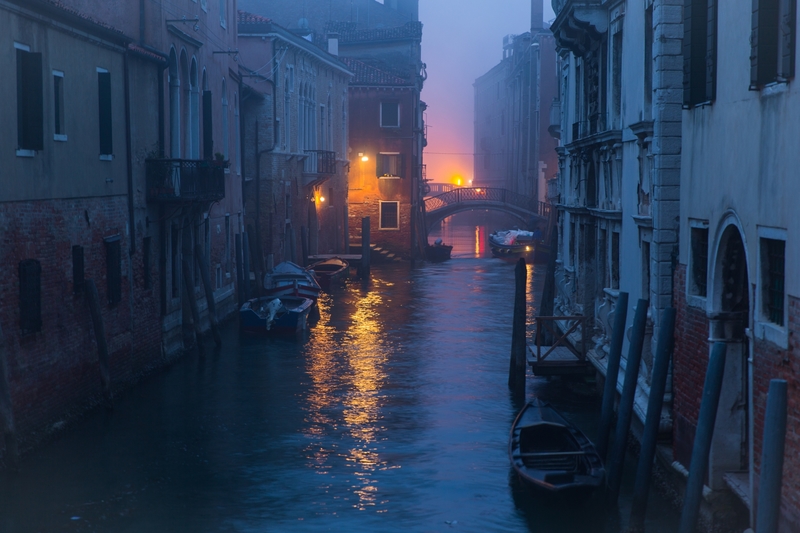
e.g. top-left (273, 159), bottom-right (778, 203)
top-left (0, 213), bottom-right (678, 532)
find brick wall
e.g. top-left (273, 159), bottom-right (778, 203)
top-left (0, 196), bottom-right (161, 456)
top-left (674, 264), bottom-right (800, 529)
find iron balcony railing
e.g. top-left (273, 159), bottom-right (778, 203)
top-left (146, 159), bottom-right (226, 203)
top-left (304, 150), bottom-right (337, 174)
top-left (571, 113), bottom-right (617, 141)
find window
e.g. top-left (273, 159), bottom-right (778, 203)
top-left (16, 45), bottom-right (44, 153)
top-left (761, 237), bottom-right (786, 326)
top-left (72, 245), bottom-right (84, 293)
top-left (377, 153), bottom-right (402, 178)
top-left (143, 236), bottom-right (152, 289)
top-left (683, 0), bottom-right (717, 106)
top-left (220, 0), bottom-right (226, 27)
top-left (97, 68), bottom-right (113, 158)
top-left (19, 259), bottom-right (42, 335)
top-left (222, 79), bottom-right (229, 160)
top-left (690, 226), bottom-right (709, 296)
top-left (203, 89), bottom-right (213, 159)
top-left (380, 102), bottom-right (399, 127)
top-left (611, 231), bottom-right (620, 290)
top-left (106, 236), bottom-right (121, 306)
top-left (379, 201), bottom-right (399, 229)
top-left (53, 71), bottom-right (66, 140)
top-left (751, 0), bottom-right (796, 87)
top-left (642, 240), bottom-right (651, 297)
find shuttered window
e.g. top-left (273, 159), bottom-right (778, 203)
top-left (751, 0), bottom-right (796, 87)
top-left (98, 69), bottom-right (113, 156)
top-left (683, 0), bottom-right (717, 106)
top-left (377, 153), bottom-right (403, 178)
top-left (203, 90), bottom-right (213, 159)
top-left (19, 259), bottom-right (42, 335)
top-left (16, 49), bottom-right (44, 151)
top-left (106, 236), bottom-right (121, 306)
top-left (761, 238), bottom-right (785, 326)
top-left (72, 245), bottom-right (85, 293)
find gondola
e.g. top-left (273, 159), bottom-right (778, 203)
top-left (509, 399), bottom-right (605, 498)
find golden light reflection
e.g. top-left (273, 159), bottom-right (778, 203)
top-left (301, 282), bottom-right (392, 510)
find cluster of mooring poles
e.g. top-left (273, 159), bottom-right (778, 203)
top-left (508, 270), bottom-right (789, 532)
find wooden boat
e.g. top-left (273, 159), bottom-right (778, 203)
top-left (424, 239), bottom-right (453, 262)
top-left (263, 261), bottom-right (321, 301)
top-left (509, 399), bottom-right (605, 497)
top-left (306, 257), bottom-right (349, 292)
top-left (239, 295), bottom-right (314, 335)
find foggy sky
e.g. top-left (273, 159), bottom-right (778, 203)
top-left (419, 0), bottom-right (556, 185)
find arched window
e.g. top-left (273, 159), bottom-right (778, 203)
top-left (189, 57), bottom-right (199, 159)
top-left (169, 48), bottom-right (180, 158)
top-left (222, 78), bottom-right (229, 160)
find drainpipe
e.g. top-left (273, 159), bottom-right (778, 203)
top-left (124, 50), bottom-right (135, 256)
top-left (747, 283), bottom-right (756, 527)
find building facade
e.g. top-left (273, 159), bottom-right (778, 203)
top-left (550, 0), bottom-right (683, 463)
top-left (238, 13), bottom-right (353, 274)
top-left (675, 0), bottom-right (800, 528)
top-left (1, 0), bottom-right (243, 461)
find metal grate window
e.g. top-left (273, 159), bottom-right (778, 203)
top-left (691, 227), bottom-right (708, 296)
top-left (379, 201), bottom-right (399, 230)
top-left (72, 245), bottom-right (84, 293)
top-left (19, 259), bottom-right (42, 335)
top-left (762, 238), bottom-right (785, 326)
top-left (106, 236), bottom-right (121, 306)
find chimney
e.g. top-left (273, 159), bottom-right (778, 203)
top-left (327, 32), bottom-right (339, 56)
top-left (532, 0), bottom-right (543, 30)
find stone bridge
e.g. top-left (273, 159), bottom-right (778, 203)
top-left (423, 187), bottom-right (551, 234)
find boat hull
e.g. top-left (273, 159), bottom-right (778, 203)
top-left (424, 244), bottom-right (453, 262)
top-left (239, 296), bottom-right (313, 335)
top-left (509, 399), bottom-right (605, 498)
top-left (306, 258), bottom-right (349, 292)
top-left (264, 261), bottom-right (321, 301)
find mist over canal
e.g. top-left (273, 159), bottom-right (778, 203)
top-left (0, 213), bottom-right (677, 532)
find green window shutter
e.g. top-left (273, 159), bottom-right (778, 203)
top-left (203, 90), bottom-right (214, 159)
top-left (684, 0), bottom-right (694, 105)
top-left (98, 71), bottom-right (113, 155)
top-left (17, 50), bottom-right (44, 150)
top-left (780, 0), bottom-right (796, 79)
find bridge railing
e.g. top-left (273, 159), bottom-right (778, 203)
top-left (424, 187), bottom-right (551, 218)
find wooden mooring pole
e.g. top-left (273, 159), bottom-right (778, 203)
top-left (754, 379), bottom-right (788, 533)
top-left (235, 233), bottom-right (244, 308)
top-left (678, 342), bottom-right (727, 533)
top-left (86, 279), bottom-right (112, 406)
top-left (508, 258), bottom-right (527, 394)
top-left (194, 242), bottom-right (222, 348)
top-left (596, 290), bottom-right (629, 461)
top-left (606, 299), bottom-right (648, 504)
top-left (0, 320), bottom-right (19, 468)
top-left (181, 257), bottom-right (205, 358)
top-left (628, 307), bottom-right (676, 532)
top-left (360, 217), bottom-right (371, 279)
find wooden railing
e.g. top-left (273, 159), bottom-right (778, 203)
top-left (532, 315), bottom-right (589, 363)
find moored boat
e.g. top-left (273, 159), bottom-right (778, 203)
top-left (239, 295), bottom-right (314, 335)
top-left (306, 257), bottom-right (349, 292)
top-left (489, 229), bottom-right (542, 259)
top-left (509, 399), bottom-right (605, 498)
top-left (263, 261), bottom-right (321, 301)
top-left (424, 238), bottom-right (453, 262)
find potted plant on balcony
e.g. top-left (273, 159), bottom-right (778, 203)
top-left (211, 152), bottom-right (229, 168)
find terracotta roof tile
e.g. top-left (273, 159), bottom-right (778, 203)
top-left (45, 0), bottom-right (125, 35)
top-left (238, 10), bottom-right (271, 24)
top-left (340, 57), bottom-right (409, 86)
top-left (333, 21), bottom-right (422, 43)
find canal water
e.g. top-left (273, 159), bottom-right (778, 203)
top-left (0, 212), bottom-right (678, 532)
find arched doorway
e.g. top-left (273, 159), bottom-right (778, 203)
top-left (708, 221), bottom-right (750, 490)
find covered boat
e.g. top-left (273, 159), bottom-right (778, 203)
top-left (488, 229), bottom-right (542, 259)
top-left (509, 399), bottom-right (605, 497)
top-left (263, 261), bottom-right (321, 301)
top-left (239, 295), bottom-right (314, 335)
top-left (306, 257), bottom-right (349, 292)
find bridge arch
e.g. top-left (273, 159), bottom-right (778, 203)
top-left (423, 187), bottom-right (550, 235)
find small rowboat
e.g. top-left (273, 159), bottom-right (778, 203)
top-left (306, 257), bottom-right (349, 292)
top-left (263, 261), bottom-right (321, 301)
top-left (509, 399), bottom-right (605, 497)
top-left (239, 296), bottom-right (314, 335)
top-left (424, 239), bottom-right (452, 262)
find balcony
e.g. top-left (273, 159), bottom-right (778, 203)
top-left (146, 159), bottom-right (226, 203)
top-left (303, 150), bottom-right (337, 187)
top-left (571, 113), bottom-right (612, 141)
